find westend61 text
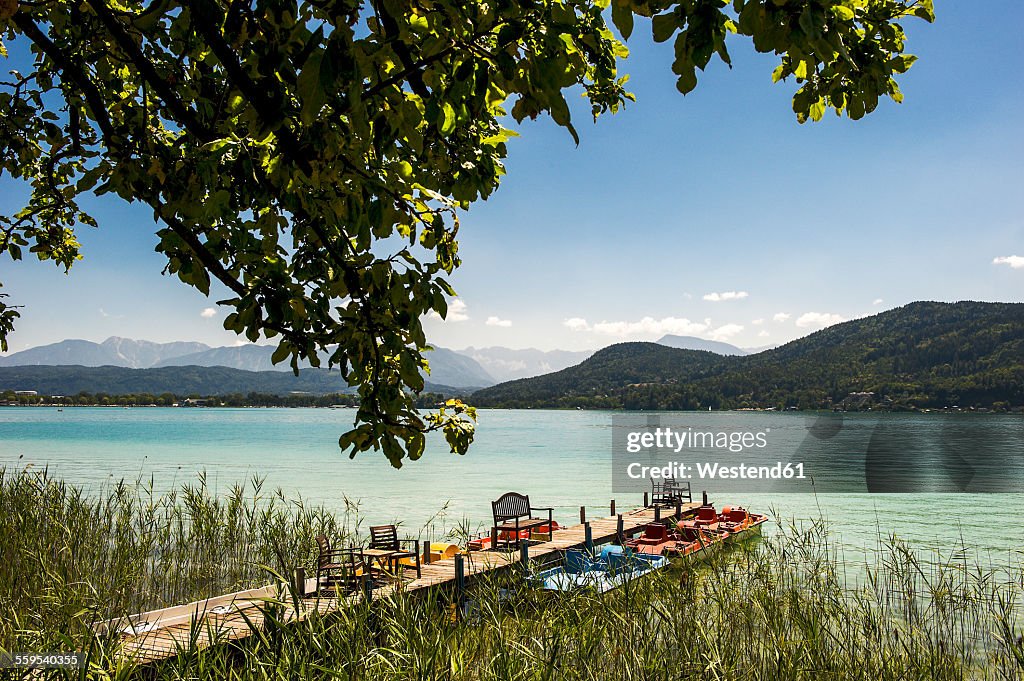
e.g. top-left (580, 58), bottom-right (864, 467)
top-left (627, 461), bottom-right (807, 481)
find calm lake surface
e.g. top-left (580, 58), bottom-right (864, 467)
top-left (1, 407), bottom-right (1021, 565)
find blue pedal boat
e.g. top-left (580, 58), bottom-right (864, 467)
top-left (529, 546), bottom-right (668, 593)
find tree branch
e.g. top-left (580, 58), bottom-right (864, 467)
top-left (12, 13), bottom-right (117, 146)
top-left (155, 209), bottom-right (248, 298)
top-left (156, 207), bottom-right (330, 350)
top-left (88, 0), bottom-right (215, 142)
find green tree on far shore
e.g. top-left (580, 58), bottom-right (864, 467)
top-left (0, 0), bottom-right (933, 466)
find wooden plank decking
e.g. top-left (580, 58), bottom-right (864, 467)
top-left (110, 501), bottom-right (699, 664)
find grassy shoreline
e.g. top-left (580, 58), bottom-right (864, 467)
top-left (2, 468), bottom-right (1022, 679)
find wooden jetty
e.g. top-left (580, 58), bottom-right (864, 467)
top-left (106, 499), bottom-right (699, 664)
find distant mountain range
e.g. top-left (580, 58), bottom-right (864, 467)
top-left (0, 332), bottom-right (765, 392)
top-left (473, 302), bottom-right (1024, 410)
top-left (0, 337), bottom-right (210, 369)
top-left (151, 343), bottom-right (496, 389)
top-left (0, 337), bottom-right (496, 389)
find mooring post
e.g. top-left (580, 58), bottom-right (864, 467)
top-left (455, 553), bottom-right (465, 597)
top-left (585, 522), bottom-right (593, 552)
top-left (491, 527), bottom-right (499, 552)
top-left (702, 490), bottom-right (708, 506)
top-left (610, 499), bottom-right (616, 516)
top-left (422, 540), bottom-right (431, 565)
top-left (675, 499), bottom-right (682, 519)
top-left (617, 514), bottom-right (624, 542)
top-left (654, 505), bottom-right (661, 523)
top-left (579, 506), bottom-right (586, 524)
top-left (643, 491), bottom-right (650, 507)
top-left (520, 539), bottom-right (530, 574)
top-left (362, 575), bottom-right (373, 603)
top-left (292, 566), bottom-right (306, 599)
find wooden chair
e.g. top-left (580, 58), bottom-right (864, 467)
top-left (314, 535), bottom-right (376, 595)
top-left (365, 524), bottom-right (421, 579)
top-left (491, 492), bottom-right (554, 550)
top-left (651, 477), bottom-right (692, 506)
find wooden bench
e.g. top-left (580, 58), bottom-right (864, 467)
top-left (491, 492), bottom-right (554, 550)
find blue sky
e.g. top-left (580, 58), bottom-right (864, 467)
top-left (1, 2), bottom-right (1022, 354)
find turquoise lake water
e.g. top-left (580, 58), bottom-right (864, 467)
top-left (1, 407), bottom-right (1021, 566)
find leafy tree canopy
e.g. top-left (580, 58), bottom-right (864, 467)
top-left (0, 0), bottom-right (933, 466)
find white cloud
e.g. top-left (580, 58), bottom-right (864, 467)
top-left (751, 318), bottom-right (764, 325)
top-left (993, 255), bottom-right (1024, 269)
top-left (447, 299), bottom-right (469, 321)
top-left (564, 316), bottom-right (718, 337)
top-left (772, 312), bottom-right (791, 323)
top-left (200, 307), bottom-right (217, 318)
top-left (563, 317), bottom-right (590, 332)
top-left (591, 316), bottom-right (712, 337)
top-left (485, 316), bottom-right (512, 328)
top-left (872, 298), bottom-right (884, 306)
top-left (703, 291), bottom-right (749, 302)
top-left (709, 323), bottom-right (743, 340)
top-left (796, 312), bottom-right (846, 329)
top-left (758, 330), bottom-right (770, 338)
top-left (429, 298), bottom-right (469, 322)
top-left (564, 316), bottom-right (744, 342)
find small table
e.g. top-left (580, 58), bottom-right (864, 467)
top-left (362, 548), bottom-right (403, 578)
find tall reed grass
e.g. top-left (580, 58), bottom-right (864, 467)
top-left (1, 467), bottom-right (1021, 680)
top-left (0, 467), bottom-right (355, 650)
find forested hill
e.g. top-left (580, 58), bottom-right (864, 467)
top-left (471, 302), bottom-right (1024, 410)
top-left (470, 343), bottom-right (730, 406)
top-left (0, 365), bottom-right (464, 397)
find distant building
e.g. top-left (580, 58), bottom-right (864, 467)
top-left (837, 391), bottom-right (875, 411)
top-left (14, 390), bottom-right (38, 396)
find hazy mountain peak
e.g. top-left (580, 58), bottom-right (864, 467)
top-left (458, 346), bottom-right (595, 383)
top-left (656, 335), bottom-right (748, 356)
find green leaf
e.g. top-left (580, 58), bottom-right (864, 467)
top-left (889, 55), bottom-right (918, 74)
top-left (832, 5), bottom-right (855, 22)
top-left (407, 431), bottom-right (426, 461)
top-left (652, 14), bottom-right (677, 43)
top-left (808, 99), bottom-right (825, 122)
top-left (439, 101), bottom-right (456, 134)
top-left (271, 342), bottom-right (292, 365)
top-left (612, 2), bottom-right (634, 40)
top-left (676, 68), bottom-right (698, 95)
top-left (297, 52), bottom-right (327, 123)
top-left (913, 1), bottom-right (936, 22)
